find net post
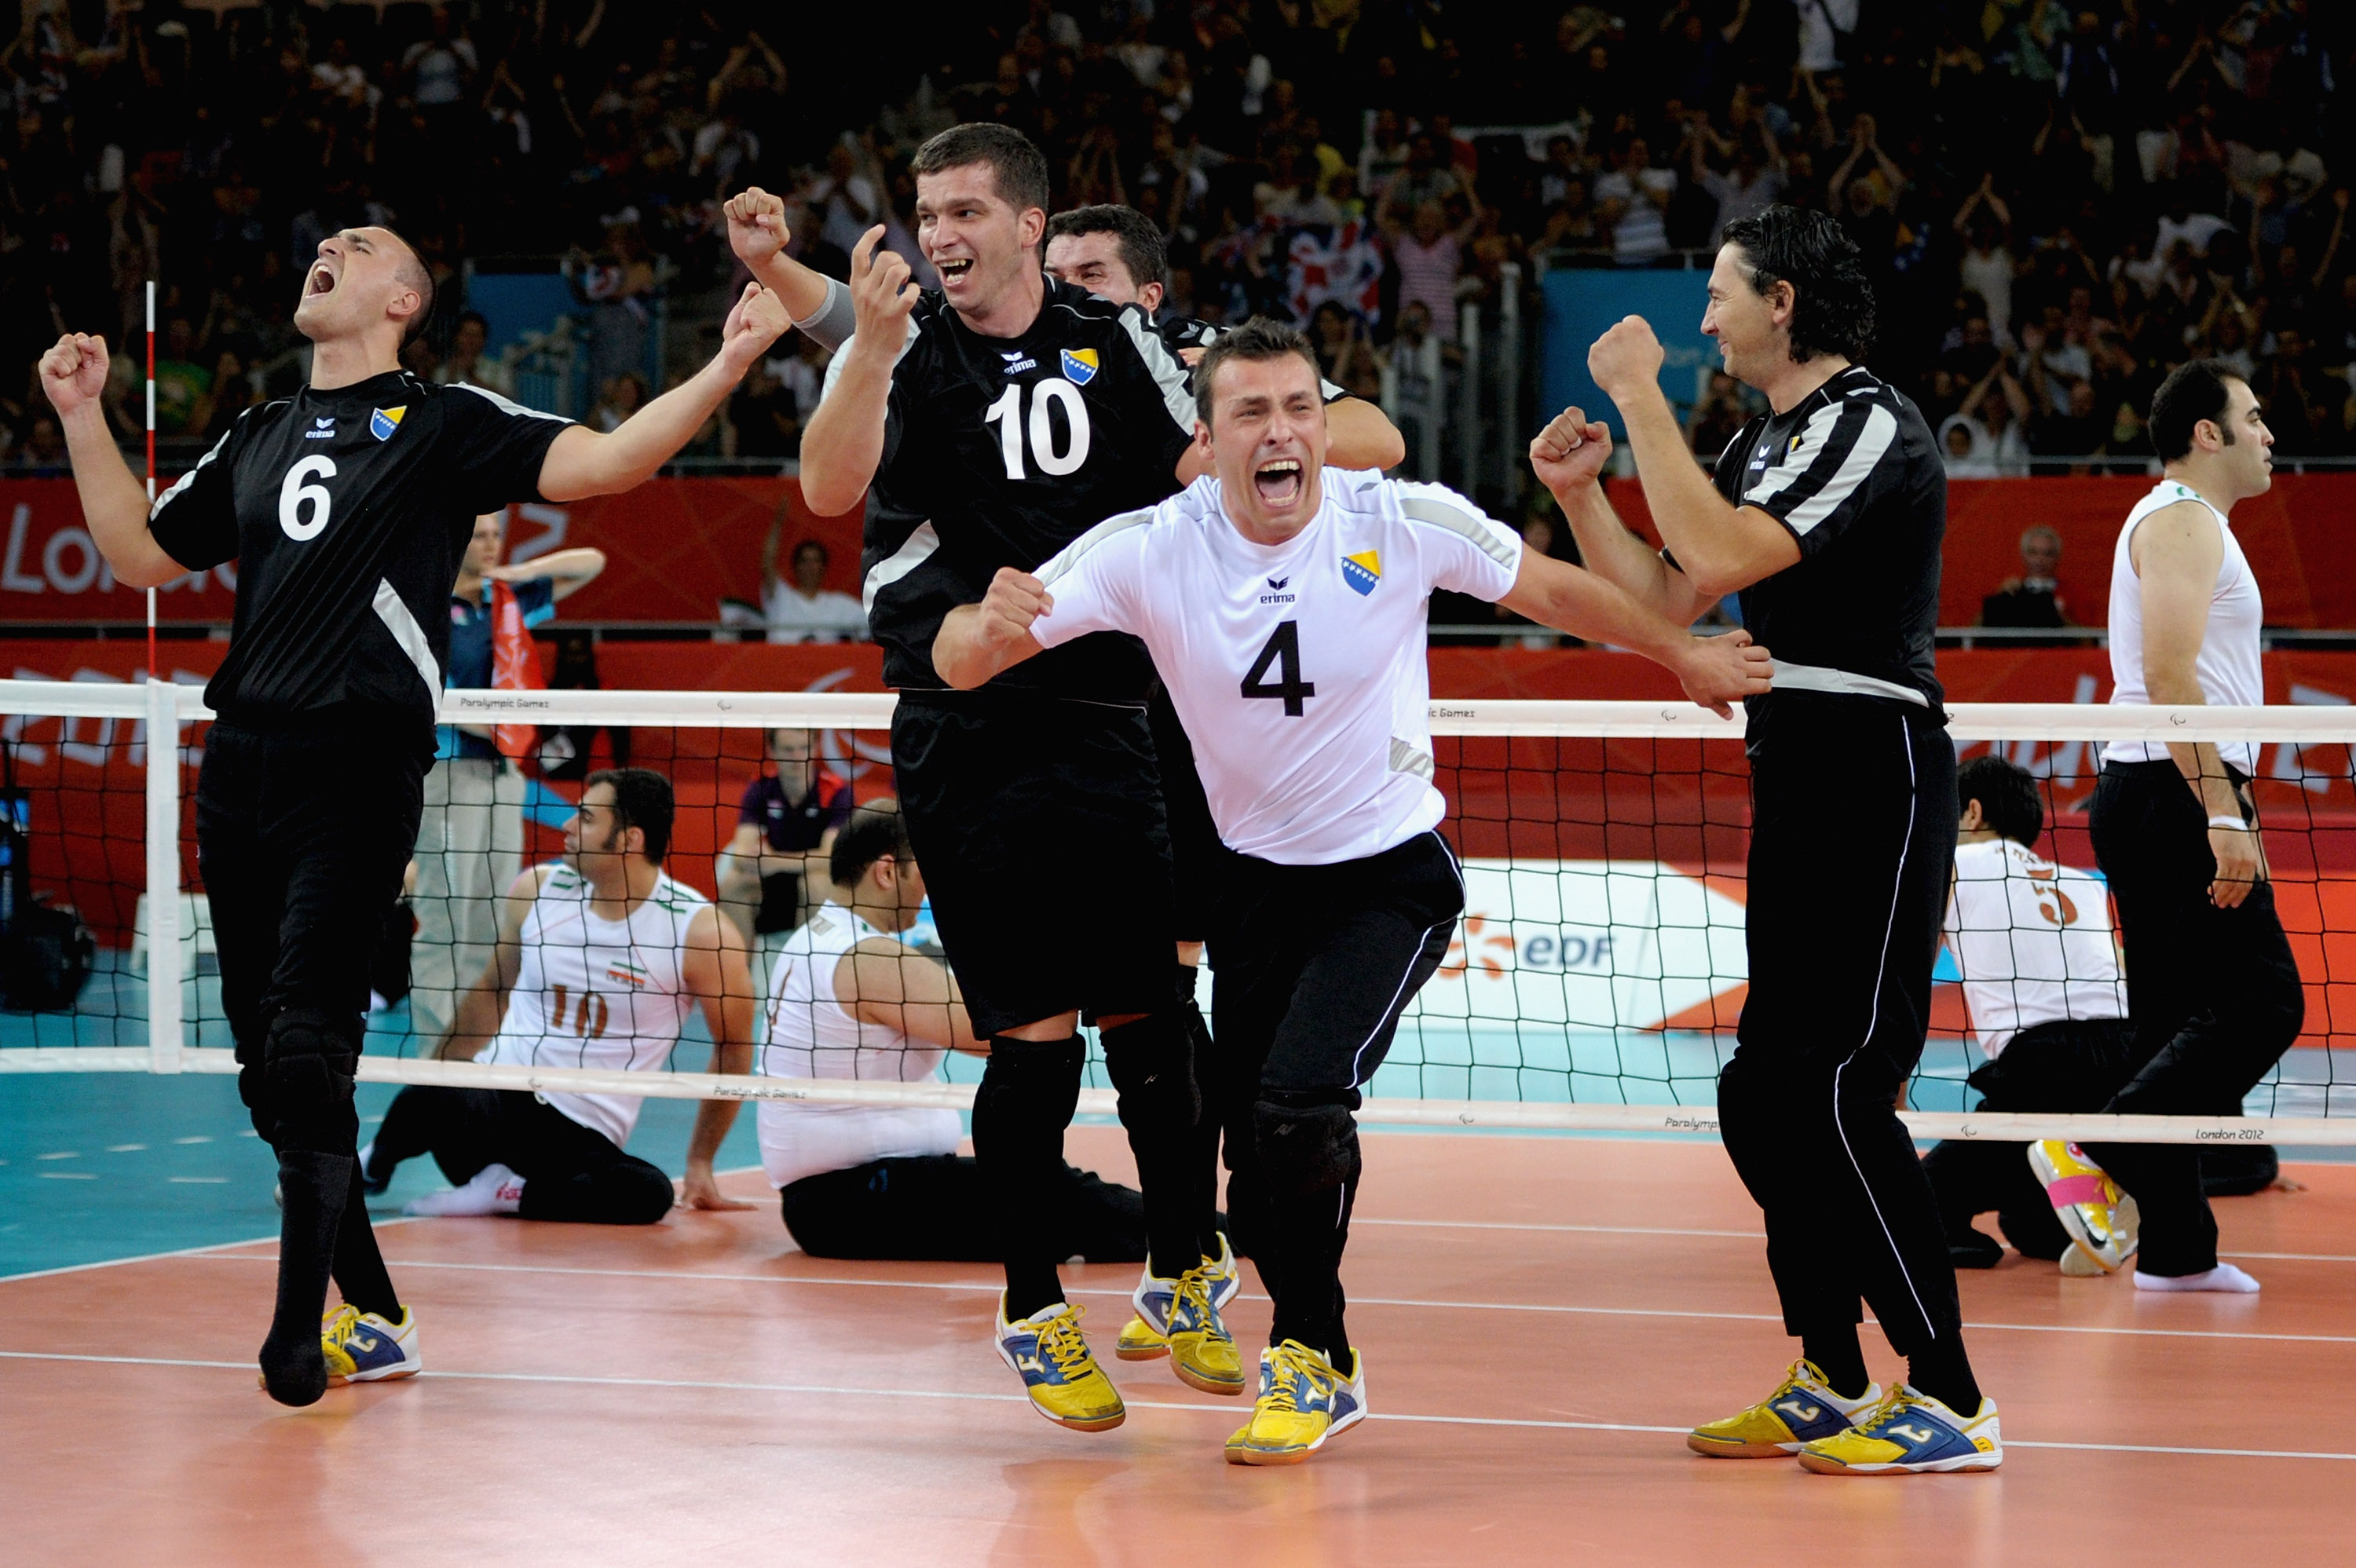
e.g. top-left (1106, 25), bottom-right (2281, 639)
top-left (145, 677), bottom-right (183, 1074)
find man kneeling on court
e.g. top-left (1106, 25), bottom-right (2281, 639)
top-left (693, 800), bottom-right (1153, 1260)
top-left (363, 769), bottom-right (756, 1226)
top-left (933, 318), bottom-right (1769, 1463)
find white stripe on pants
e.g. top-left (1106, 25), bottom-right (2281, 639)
top-left (408, 756), bottom-right (525, 1040)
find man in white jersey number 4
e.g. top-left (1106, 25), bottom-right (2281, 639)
top-left (2080, 360), bottom-right (2304, 1296)
top-left (365, 770), bottom-right (756, 1252)
top-left (934, 318), bottom-right (1770, 1464)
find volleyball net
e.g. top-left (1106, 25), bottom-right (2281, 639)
top-left (0, 679), bottom-right (2349, 1145)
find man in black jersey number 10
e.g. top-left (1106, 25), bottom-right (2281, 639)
top-left (1538, 206), bottom-right (1999, 1475)
top-left (782, 124), bottom-right (1231, 1436)
top-left (42, 228), bottom-right (792, 1406)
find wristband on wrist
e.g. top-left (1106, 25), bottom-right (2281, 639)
top-left (2208, 813), bottom-right (2251, 831)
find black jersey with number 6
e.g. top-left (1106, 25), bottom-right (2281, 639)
top-left (146, 370), bottom-right (573, 744)
top-left (831, 275), bottom-right (1198, 701)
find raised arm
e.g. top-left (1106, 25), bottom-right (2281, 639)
top-left (1324, 397), bottom-right (1406, 470)
top-left (1587, 318), bottom-right (1801, 599)
top-left (799, 229), bottom-right (920, 517)
top-left (437, 864), bottom-right (554, 1060)
top-left (1528, 405), bottom-right (1716, 624)
top-left (2135, 499), bottom-right (2265, 907)
top-left (536, 283), bottom-right (788, 501)
top-left (682, 905), bottom-right (761, 1210)
top-left (38, 334), bottom-right (192, 589)
top-left (724, 188), bottom-right (854, 343)
top-left (486, 546), bottom-right (606, 601)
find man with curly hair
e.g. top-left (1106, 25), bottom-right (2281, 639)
top-left (1528, 206), bottom-right (1999, 1475)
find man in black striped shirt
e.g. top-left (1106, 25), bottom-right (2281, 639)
top-left (1531, 207), bottom-right (1999, 1476)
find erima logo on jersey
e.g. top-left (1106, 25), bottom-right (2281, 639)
top-left (1001, 350), bottom-right (1037, 375)
top-left (1341, 550), bottom-right (1381, 596)
top-left (304, 417), bottom-right (335, 440)
top-left (1059, 347), bottom-right (1099, 385)
top-left (370, 405), bottom-right (406, 441)
top-left (1259, 573), bottom-right (1296, 605)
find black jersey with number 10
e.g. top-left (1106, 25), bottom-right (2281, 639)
top-left (840, 276), bottom-right (1198, 702)
top-left (145, 371), bottom-right (573, 747)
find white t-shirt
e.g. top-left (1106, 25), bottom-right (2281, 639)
top-left (1030, 470), bottom-right (1523, 865)
top-left (1944, 838), bottom-right (2127, 1058)
top-left (764, 581), bottom-right (868, 645)
top-left (480, 868), bottom-right (712, 1147)
top-left (2102, 479), bottom-right (2263, 773)
top-left (755, 902), bottom-right (962, 1190)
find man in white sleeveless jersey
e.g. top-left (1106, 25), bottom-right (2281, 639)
top-left (932, 317), bottom-right (1769, 1464)
top-left (1922, 756), bottom-right (2138, 1274)
top-left (2083, 359), bottom-right (2304, 1295)
top-left (692, 801), bottom-right (1154, 1262)
top-left (365, 769), bottom-right (758, 1228)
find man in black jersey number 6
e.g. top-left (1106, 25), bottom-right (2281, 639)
top-left (42, 228), bottom-right (791, 1405)
top-left (1537, 207), bottom-right (2001, 1476)
top-left (796, 124), bottom-right (1227, 1435)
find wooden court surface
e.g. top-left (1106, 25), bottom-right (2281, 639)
top-left (4, 1127), bottom-right (2351, 1567)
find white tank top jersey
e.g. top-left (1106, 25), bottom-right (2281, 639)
top-left (1030, 470), bottom-right (1523, 865)
top-left (755, 901), bottom-right (963, 1190)
top-left (2103, 479), bottom-right (2264, 774)
top-left (1943, 838), bottom-right (2127, 1058)
top-left (479, 866), bottom-right (712, 1147)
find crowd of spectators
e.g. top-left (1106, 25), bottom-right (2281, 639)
top-left (0, 2), bottom-right (2351, 472)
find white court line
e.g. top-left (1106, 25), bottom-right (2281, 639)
top-left (182, 1254), bottom-right (2356, 1347)
top-left (1356, 1216), bottom-right (2356, 1265)
top-left (2, 1349), bottom-right (2351, 1464)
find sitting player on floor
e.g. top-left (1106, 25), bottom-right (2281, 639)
top-left (364, 768), bottom-right (757, 1225)
top-left (1926, 755), bottom-right (2138, 1274)
top-left (692, 800), bottom-right (1156, 1262)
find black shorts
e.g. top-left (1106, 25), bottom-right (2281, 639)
top-left (891, 692), bottom-right (1175, 1036)
top-left (1147, 684), bottom-right (1227, 948)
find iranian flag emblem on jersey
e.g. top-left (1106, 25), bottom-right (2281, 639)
top-left (604, 960), bottom-right (651, 989)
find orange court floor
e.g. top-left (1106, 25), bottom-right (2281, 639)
top-left (3, 1126), bottom-right (2353, 1568)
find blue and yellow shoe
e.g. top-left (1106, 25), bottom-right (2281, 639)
top-left (1796, 1386), bottom-right (2003, 1475)
top-left (1116, 1233), bottom-right (1240, 1360)
top-left (993, 1297), bottom-right (1125, 1432)
top-left (1223, 1340), bottom-right (1367, 1466)
top-left (1687, 1360), bottom-right (1882, 1457)
top-left (322, 1304), bottom-right (421, 1386)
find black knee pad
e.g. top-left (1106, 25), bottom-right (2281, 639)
top-left (1101, 1011), bottom-right (1200, 1129)
top-left (1251, 1095), bottom-right (1360, 1201)
top-left (262, 1007), bottom-right (357, 1149)
top-left (972, 1035), bottom-right (1085, 1153)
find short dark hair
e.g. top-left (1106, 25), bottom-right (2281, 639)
top-left (1192, 316), bottom-right (1322, 424)
top-left (1720, 206), bottom-right (1876, 364)
top-left (1044, 204), bottom-right (1169, 293)
top-left (381, 225), bottom-right (435, 346)
top-left (456, 309), bottom-right (488, 334)
top-left (829, 799), bottom-right (913, 888)
top-left (1957, 755), bottom-right (2043, 847)
top-left (910, 122), bottom-right (1050, 220)
top-left (587, 768), bottom-right (674, 864)
top-left (2148, 358), bottom-right (2243, 462)
top-left (792, 537), bottom-right (829, 565)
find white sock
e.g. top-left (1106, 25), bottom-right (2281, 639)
top-left (2134, 1263), bottom-right (2260, 1294)
top-left (404, 1163), bottom-right (525, 1218)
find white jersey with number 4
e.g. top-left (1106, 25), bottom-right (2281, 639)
top-left (1943, 837), bottom-right (2127, 1058)
top-left (1030, 469), bottom-right (1523, 865)
top-left (480, 865), bottom-right (711, 1147)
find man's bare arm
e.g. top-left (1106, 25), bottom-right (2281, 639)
top-left (847, 938), bottom-right (988, 1056)
top-left (539, 283), bottom-right (788, 501)
top-left (801, 231), bottom-right (920, 516)
top-left (682, 905), bottom-right (759, 1210)
top-left (934, 569), bottom-right (1053, 689)
top-left (1498, 554), bottom-right (1772, 717)
top-left (1326, 397), bottom-right (1407, 471)
top-left (38, 334), bottom-right (192, 589)
top-left (723, 189), bottom-right (853, 341)
top-left (1528, 406), bottom-right (1716, 623)
top-left (437, 864), bottom-right (555, 1060)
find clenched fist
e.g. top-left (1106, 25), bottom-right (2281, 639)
top-left (1588, 316), bottom-right (1666, 403)
top-left (39, 334), bottom-right (109, 418)
top-left (719, 283), bottom-right (792, 376)
top-left (724, 187), bottom-right (792, 270)
top-left (1528, 405), bottom-right (1612, 498)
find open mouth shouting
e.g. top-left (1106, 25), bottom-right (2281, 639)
top-left (306, 260), bottom-right (339, 299)
top-left (938, 257), bottom-right (975, 287)
top-left (1253, 457), bottom-right (1305, 508)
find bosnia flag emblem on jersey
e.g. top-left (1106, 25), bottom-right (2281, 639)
top-left (370, 405), bottom-right (407, 442)
top-left (1341, 550), bottom-right (1381, 596)
top-left (1059, 347), bottom-right (1099, 386)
